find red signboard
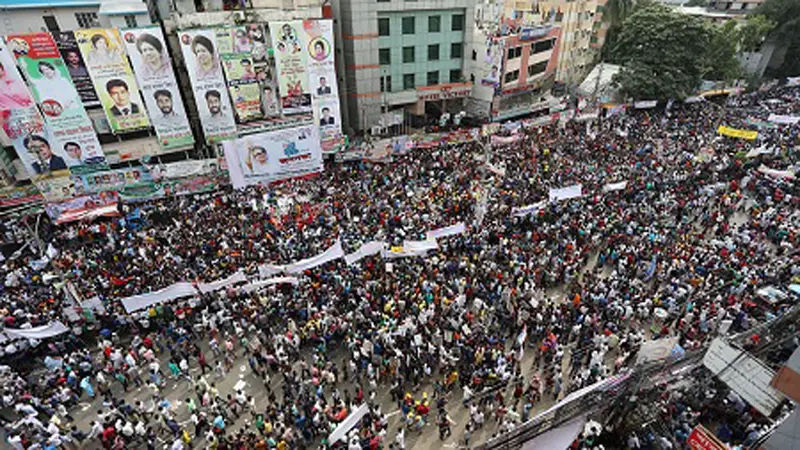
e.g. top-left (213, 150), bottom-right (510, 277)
top-left (688, 425), bottom-right (726, 450)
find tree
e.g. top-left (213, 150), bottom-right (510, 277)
top-left (609, 4), bottom-right (742, 99)
top-left (600, 0), bottom-right (637, 59)
top-left (737, 15), bottom-right (776, 52)
top-left (756, 0), bottom-right (800, 76)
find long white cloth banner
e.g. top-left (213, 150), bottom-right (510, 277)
top-left (634, 100), bottom-right (657, 109)
top-left (767, 114), bottom-right (800, 125)
top-left (329, 402), bottom-right (369, 443)
top-left (491, 135), bottom-right (521, 146)
top-left (241, 276), bottom-right (300, 293)
top-left (758, 165), bottom-right (796, 180)
top-left (5, 321), bottom-right (69, 340)
top-left (485, 162), bottom-right (506, 177)
top-left (258, 264), bottom-right (286, 279)
top-left (549, 184), bottom-right (583, 202)
top-left (286, 240), bottom-right (344, 274)
top-left (602, 181), bottom-right (628, 192)
top-left (403, 239), bottom-right (439, 253)
top-left (344, 241), bottom-right (386, 266)
top-left (197, 270), bottom-right (247, 294)
top-left (426, 223), bottom-right (466, 240)
top-left (512, 201), bottom-right (547, 217)
top-left (121, 282), bottom-right (198, 313)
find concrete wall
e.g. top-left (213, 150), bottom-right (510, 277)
top-left (0, 6), bottom-right (107, 34)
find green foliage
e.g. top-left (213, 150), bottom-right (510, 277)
top-left (609, 4), bottom-right (743, 99)
top-left (737, 15), bottom-right (776, 52)
top-left (756, 0), bottom-right (800, 76)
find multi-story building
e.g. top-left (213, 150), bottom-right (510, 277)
top-left (0, 0), bottom-right (151, 35)
top-left (332, 0), bottom-right (475, 133)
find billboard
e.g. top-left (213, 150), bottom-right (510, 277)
top-left (121, 26), bottom-right (194, 151)
top-left (35, 174), bottom-right (77, 202)
top-left (52, 31), bottom-right (99, 106)
top-left (178, 29), bottom-right (237, 144)
top-left (45, 191), bottom-right (119, 224)
top-left (74, 166), bottom-right (153, 193)
top-left (7, 33), bottom-right (107, 169)
top-left (74, 29), bottom-right (150, 133)
top-left (482, 38), bottom-right (504, 87)
top-left (269, 21), bottom-right (312, 114)
top-left (0, 39), bottom-right (63, 180)
top-left (222, 125), bottom-right (322, 188)
top-left (304, 20), bottom-right (343, 153)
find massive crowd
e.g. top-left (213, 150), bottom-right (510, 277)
top-left (0, 82), bottom-right (798, 450)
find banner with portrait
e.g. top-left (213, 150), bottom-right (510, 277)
top-left (74, 29), bottom-right (150, 133)
top-left (7, 33), bottom-right (107, 170)
top-left (0, 39), bottom-right (63, 180)
top-left (269, 21), bottom-right (312, 114)
top-left (178, 29), bottom-right (237, 144)
top-left (222, 125), bottom-right (322, 188)
top-left (118, 175), bottom-right (222, 202)
top-left (34, 175), bottom-right (77, 202)
top-left (52, 31), bottom-right (99, 106)
top-left (304, 19), bottom-right (343, 152)
top-left (482, 38), bottom-right (504, 88)
top-left (74, 166), bottom-right (153, 194)
top-left (44, 191), bottom-right (119, 224)
top-left (0, 185), bottom-right (44, 207)
top-left (121, 26), bottom-right (194, 151)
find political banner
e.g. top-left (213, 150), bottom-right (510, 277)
top-left (482, 39), bottom-right (503, 88)
top-left (52, 31), bottom-right (99, 106)
top-left (0, 39), bottom-right (63, 180)
top-left (74, 29), bottom-right (150, 133)
top-left (0, 185), bottom-right (44, 207)
top-left (766, 114), bottom-right (799, 125)
top-left (45, 191), bottom-right (120, 224)
top-left (178, 29), bottom-right (237, 144)
top-left (269, 21), bottom-right (312, 114)
top-left (303, 20), bottom-right (343, 152)
top-left (146, 159), bottom-right (220, 181)
top-left (118, 175), bottom-right (222, 202)
top-left (7, 33), bottom-right (107, 170)
top-left (222, 125), bottom-right (323, 188)
top-left (122, 27), bottom-right (194, 151)
top-left (717, 125), bottom-right (758, 140)
top-left (74, 166), bottom-right (153, 193)
top-left (549, 184), bottom-right (583, 202)
top-left (34, 174), bottom-right (77, 202)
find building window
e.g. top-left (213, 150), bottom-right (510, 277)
top-left (379, 48), bottom-right (391, 65)
top-left (533, 38), bottom-right (555, 54)
top-left (508, 47), bottom-right (522, 59)
top-left (450, 42), bottom-right (463, 58)
top-left (504, 69), bottom-right (519, 83)
top-left (428, 15), bottom-right (441, 32)
top-left (427, 70), bottom-right (439, 86)
top-left (428, 44), bottom-right (439, 61)
top-left (451, 14), bottom-right (465, 31)
top-left (472, 49), bottom-right (477, 61)
top-left (449, 69), bottom-right (462, 82)
top-left (403, 73), bottom-right (415, 90)
top-left (381, 75), bottom-right (393, 92)
top-left (403, 46), bottom-right (415, 63)
top-left (75, 12), bottom-right (100, 28)
top-left (470, 73), bottom-right (475, 83)
top-left (555, 11), bottom-right (564, 22)
top-left (402, 17), bottom-right (415, 34)
top-left (124, 14), bottom-right (138, 28)
top-left (43, 15), bottom-right (60, 32)
top-left (527, 61), bottom-right (547, 77)
top-left (378, 0), bottom-right (390, 3)
top-left (378, 18), bottom-right (390, 36)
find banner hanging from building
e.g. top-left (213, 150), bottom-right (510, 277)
top-left (222, 125), bottom-right (322, 188)
top-left (7, 32), bottom-right (107, 170)
top-left (74, 29), bottom-right (150, 133)
top-left (74, 166), bottom-right (153, 193)
top-left (45, 191), bottom-right (120, 224)
top-left (0, 39), bottom-right (62, 180)
top-left (178, 29), bottom-right (237, 144)
top-left (482, 39), bottom-right (504, 88)
top-left (121, 26), bottom-right (194, 151)
top-left (52, 31), bottom-right (99, 106)
top-left (304, 19), bottom-right (343, 153)
top-left (35, 175), bottom-right (77, 202)
top-left (269, 21), bottom-right (312, 114)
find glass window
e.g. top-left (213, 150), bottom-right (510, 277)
top-left (403, 73), bottom-right (415, 90)
top-left (428, 15), bottom-right (441, 32)
top-left (403, 46), bottom-right (415, 63)
top-left (385, 75), bottom-right (392, 92)
top-left (379, 48), bottom-right (391, 65)
top-left (527, 61), bottom-right (548, 77)
top-left (428, 44), bottom-right (439, 61)
top-left (378, 18), bottom-right (390, 36)
top-left (449, 69), bottom-right (462, 82)
top-left (75, 12), bottom-right (100, 28)
top-left (504, 69), bottom-right (519, 83)
top-left (427, 70), bottom-right (439, 85)
top-left (450, 42), bottom-right (463, 58)
top-left (472, 49), bottom-right (477, 60)
top-left (124, 14), bottom-right (138, 28)
top-left (402, 17), bottom-right (415, 34)
top-left (533, 38), bottom-right (555, 54)
top-left (451, 14), bottom-right (465, 31)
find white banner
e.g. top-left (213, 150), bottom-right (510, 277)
top-left (197, 270), bottom-right (247, 294)
top-left (549, 184), bottom-right (582, 202)
top-left (258, 263), bottom-right (286, 278)
top-left (485, 162), bottom-right (506, 177)
top-left (602, 181), bottom-right (627, 192)
top-left (241, 276), bottom-right (300, 293)
top-left (635, 336), bottom-right (680, 365)
top-left (403, 239), bottom-right (438, 253)
top-left (5, 321), bottom-right (69, 340)
top-left (222, 125), bottom-right (323, 188)
top-left (344, 241), bottom-right (386, 266)
top-left (147, 159), bottom-right (220, 181)
top-left (286, 239), bottom-right (344, 274)
top-left (426, 223), bottom-right (466, 240)
top-left (329, 403), bottom-right (369, 444)
top-left (491, 135), bottom-right (521, 146)
top-left (634, 100), bottom-right (657, 109)
top-left (178, 29), bottom-right (237, 144)
top-left (758, 165), bottom-right (796, 180)
top-left (512, 201), bottom-right (547, 217)
top-left (767, 114), bottom-right (800, 125)
top-left (120, 281), bottom-right (197, 313)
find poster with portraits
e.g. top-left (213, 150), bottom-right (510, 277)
top-left (0, 39), bottom-right (64, 180)
top-left (52, 31), bottom-right (99, 106)
top-left (7, 33), bottom-right (107, 170)
top-left (178, 29), bottom-right (237, 144)
top-left (34, 174), bottom-right (77, 202)
top-left (122, 26), bottom-right (194, 151)
top-left (222, 125), bottom-right (322, 188)
top-left (269, 21), bottom-right (312, 114)
top-left (482, 38), bottom-right (504, 88)
top-left (74, 29), bottom-right (150, 133)
top-left (303, 20), bottom-right (343, 152)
